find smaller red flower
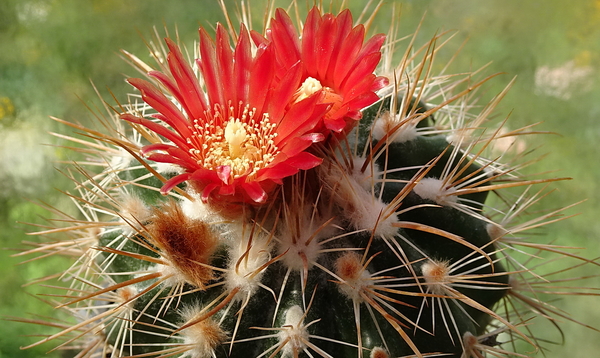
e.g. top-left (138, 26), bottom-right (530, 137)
top-left (256, 7), bottom-right (389, 133)
top-left (122, 24), bottom-right (330, 204)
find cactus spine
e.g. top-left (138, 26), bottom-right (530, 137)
top-left (16, 2), bottom-right (597, 358)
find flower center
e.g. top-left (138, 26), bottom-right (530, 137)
top-left (188, 103), bottom-right (279, 181)
top-left (293, 77), bottom-right (323, 102)
top-left (293, 77), bottom-right (344, 119)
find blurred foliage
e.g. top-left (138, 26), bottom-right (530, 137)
top-left (1, 0), bottom-right (599, 357)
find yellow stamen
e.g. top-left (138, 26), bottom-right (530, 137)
top-left (187, 103), bottom-right (279, 182)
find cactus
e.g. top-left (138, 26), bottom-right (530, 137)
top-left (15, 2), bottom-right (598, 358)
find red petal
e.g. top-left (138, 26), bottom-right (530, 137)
top-left (271, 8), bottom-right (301, 68)
top-left (340, 52), bottom-right (382, 93)
top-left (126, 78), bottom-right (193, 139)
top-left (242, 181), bottom-right (268, 203)
top-left (285, 151), bottom-right (323, 170)
top-left (301, 7), bottom-right (322, 76)
top-left (144, 143), bottom-right (198, 169)
top-left (217, 183), bottom-right (236, 196)
top-left (201, 183), bottom-right (219, 203)
top-left (357, 33), bottom-right (386, 61)
top-left (215, 24), bottom-right (234, 104)
top-left (198, 27), bottom-right (224, 108)
top-left (148, 70), bottom-right (187, 113)
top-left (301, 132), bottom-right (325, 143)
top-left (324, 116), bottom-right (347, 132)
top-left (233, 24), bottom-right (252, 106)
top-left (268, 61), bottom-right (303, 120)
top-left (121, 113), bottom-right (189, 150)
top-left (325, 9), bottom-right (354, 82)
top-left (315, 13), bottom-right (337, 80)
top-left (164, 38), bottom-right (208, 119)
top-left (346, 110), bottom-right (362, 120)
top-left (141, 143), bottom-right (175, 154)
top-left (250, 29), bottom-right (268, 47)
top-left (248, 45), bottom-right (276, 115)
top-left (146, 153), bottom-right (195, 169)
top-left (278, 132), bottom-right (323, 159)
top-left (160, 172), bottom-right (193, 194)
top-left (332, 25), bottom-right (365, 86)
top-left (372, 75), bottom-right (389, 91)
top-left (346, 91), bottom-right (380, 111)
top-left (276, 95), bottom-right (329, 144)
top-left (256, 162), bottom-right (298, 181)
top-left (216, 165), bottom-right (232, 184)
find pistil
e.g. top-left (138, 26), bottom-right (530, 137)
top-left (188, 103), bottom-right (280, 182)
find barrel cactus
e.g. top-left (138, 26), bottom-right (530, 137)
top-left (16, 2), bottom-right (596, 358)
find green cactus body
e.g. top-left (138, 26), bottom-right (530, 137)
top-left (87, 89), bottom-right (510, 357)
top-left (15, 3), bottom-right (596, 358)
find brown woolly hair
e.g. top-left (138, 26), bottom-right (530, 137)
top-left (147, 200), bottom-right (219, 289)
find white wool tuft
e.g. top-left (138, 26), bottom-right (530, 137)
top-left (353, 191), bottom-right (400, 238)
top-left (178, 304), bottom-right (227, 358)
top-left (372, 111), bottom-right (420, 143)
top-left (421, 260), bottom-right (451, 296)
top-left (225, 229), bottom-right (272, 297)
top-left (180, 195), bottom-right (217, 222)
top-left (118, 192), bottom-right (151, 235)
top-left (327, 161), bottom-right (399, 238)
top-left (338, 269), bottom-right (372, 302)
top-left (110, 146), bottom-right (135, 171)
top-left (278, 213), bottom-right (328, 272)
top-left (276, 191), bottom-right (339, 272)
top-left (154, 263), bottom-right (187, 288)
top-left (156, 162), bottom-right (182, 174)
top-left (486, 222), bottom-right (509, 240)
top-left (278, 305), bottom-right (309, 357)
top-left (413, 177), bottom-right (458, 206)
top-left (370, 347), bottom-right (390, 358)
top-left (350, 155), bottom-right (381, 191)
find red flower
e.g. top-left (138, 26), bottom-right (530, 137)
top-left (256, 7), bottom-right (389, 133)
top-left (121, 24), bottom-right (330, 204)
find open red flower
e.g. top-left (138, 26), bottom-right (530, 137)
top-left (121, 24), bottom-right (330, 204)
top-left (255, 7), bottom-right (389, 133)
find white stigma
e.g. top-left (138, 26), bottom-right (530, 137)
top-left (294, 77), bottom-right (323, 102)
top-left (224, 119), bottom-right (247, 159)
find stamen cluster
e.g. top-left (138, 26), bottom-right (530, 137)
top-left (189, 104), bottom-right (279, 182)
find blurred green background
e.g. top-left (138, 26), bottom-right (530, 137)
top-left (1, 0), bottom-right (599, 357)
